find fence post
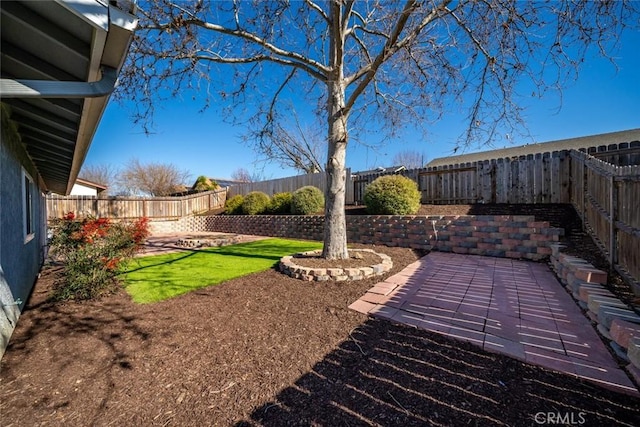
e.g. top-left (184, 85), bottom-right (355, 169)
top-left (609, 173), bottom-right (617, 266)
top-left (582, 159), bottom-right (587, 231)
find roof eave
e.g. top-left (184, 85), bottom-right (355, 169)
top-left (65, 4), bottom-right (137, 195)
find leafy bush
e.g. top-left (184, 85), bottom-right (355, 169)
top-left (364, 175), bottom-right (421, 215)
top-left (49, 212), bottom-right (149, 301)
top-left (194, 175), bottom-right (219, 191)
top-left (242, 191), bottom-right (271, 215)
top-left (291, 186), bottom-right (324, 215)
top-left (268, 192), bottom-right (293, 214)
top-left (225, 195), bottom-right (244, 214)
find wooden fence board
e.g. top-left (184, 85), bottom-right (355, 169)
top-left (570, 150), bottom-right (640, 289)
top-left (46, 190), bottom-right (226, 220)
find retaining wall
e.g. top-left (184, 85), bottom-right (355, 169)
top-left (150, 214), bottom-right (563, 261)
top-left (550, 246), bottom-right (640, 384)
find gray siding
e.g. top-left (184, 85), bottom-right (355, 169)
top-left (1, 108), bottom-right (46, 358)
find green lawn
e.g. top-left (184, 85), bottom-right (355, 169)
top-left (123, 238), bottom-right (322, 303)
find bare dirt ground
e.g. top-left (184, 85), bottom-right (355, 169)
top-left (1, 204), bottom-right (638, 426)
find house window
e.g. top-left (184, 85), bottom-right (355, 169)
top-left (23, 169), bottom-right (35, 243)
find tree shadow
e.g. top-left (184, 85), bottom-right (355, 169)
top-left (4, 283), bottom-right (153, 426)
top-left (238, 318), bottom-right (640, 426)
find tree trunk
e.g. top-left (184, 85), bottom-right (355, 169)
top-left (323, 1), bottom-right (349, 260)
top-left (323, 80), bottom-right (349, 260)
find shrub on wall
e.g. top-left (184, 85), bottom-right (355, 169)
top-left (291, 186), bottom-right (325, 215)
top-left (194, 175), bottom-right (219, 191)
top-left (49, 212), bottom-right (149, 301)
top-left (364, 175), bottom-right (421, 215)
top-left (225, 195), bottom-right (245, 215)
top-left (268, 192), bottom-right (293, 214)
top-left (242, 191), bottom-right (271, 215)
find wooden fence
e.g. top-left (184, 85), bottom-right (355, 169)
top-left (46, 189), bottom-right (227, 220)
top-left (347, 151), bottom-right (572, 205)
top-left (226, 146), bottom-right (636, 206)
top-left (570, 150), bottom-right (640, 288)
top-left (420, 151), bottom-right (571, 204)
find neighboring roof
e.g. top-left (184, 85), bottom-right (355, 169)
top-left (207, 178), bottom-right (248, 187)
top-left (352, 165), bottom-right (406, 176)
top-left (75, 177), bottom-right (107, 191)
top-left (426, 128), bottom-right (640, 167)
top-left (0, 0), bottom-right (137, 195)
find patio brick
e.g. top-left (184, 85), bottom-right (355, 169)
top-left (348, 251), bottom-right (638, 395)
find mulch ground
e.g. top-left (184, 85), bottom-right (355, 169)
top-left (1, 205), bottom-right (639, 426)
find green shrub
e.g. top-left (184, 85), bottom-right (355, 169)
top-left (194, 175), bottom-right (219, 191)
top-left (48, 213), bottom-right (149, 301)
top-left (225, 195), bottom-right (244, 214)
top-left (268, 192), bottom-right (293, 214)
top-left (242, 191), bottom-right (271, 215)
top-left (364, 175), bottom-right (421, 215)
top-left (291, 186), bottom-right (324, 215)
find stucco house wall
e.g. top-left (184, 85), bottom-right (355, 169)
top-left (0, 108), bottom-right (47, 358)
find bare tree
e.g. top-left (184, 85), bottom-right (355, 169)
top-left (118, 0), bottom-right (638, 259)
top-left (249, 110), bottom-right (325, 174)
top-left (118, 158), bottom-right (190, 197)
top-left (392, 150), bottom-right (425, 169)
top-left (79, 164), bottom-right (117, 196)
top-left (231, 167), bottom-right (264, 183)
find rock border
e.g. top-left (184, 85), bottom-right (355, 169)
top-left (279, 249), bottom-right (393, 282)
top-left (176, 236), bottom-right (241, 248)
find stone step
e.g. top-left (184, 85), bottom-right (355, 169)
top-left (587, 295), bottom-right (628, 314)
top-left (569, 278), bottom-right (591, 293)
top-left (574, 267), bottom-right (607, 285)
top-left (597, 324), bottom-right (612, 340)
top-left (610, 341), bottom-right (630, 363)
top-left (628, 338), bottom-right (640, 369)
top-left (598, 306), bottom-right (640, 330)
top-left (577, 284), bottom-right (613, 302)
top-left (610, 318), bottom-right (640, 349)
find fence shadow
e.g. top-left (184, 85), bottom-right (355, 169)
top-left (237, 318), bottom-right (639, 426)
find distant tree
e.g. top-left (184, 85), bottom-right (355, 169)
top-left (392, 150), bottom-right (425, 169)
top-left (118, 1), bottom-right (638, 259)
top-left (79, 164), bottom-right (116, 196)
top-left (231, 167), bottom-right (264, 183)
top-left (118, 158), bottom-right (190, 197)
top-left (231, 168), bottom-right (252, 183)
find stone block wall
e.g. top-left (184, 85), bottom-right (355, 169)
top-left (550, 248), bottom-right (640, 384)
top-left (150, 214), bottom-right (563, 261)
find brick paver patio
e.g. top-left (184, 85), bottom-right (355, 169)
top-left (349, 252), bottom-right (638, 396)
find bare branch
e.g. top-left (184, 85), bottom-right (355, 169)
top-left (344, 0), bottom-right (451, 111)
top-left (305, 0), bottom-right (329, 23)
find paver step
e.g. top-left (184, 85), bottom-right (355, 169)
top-left (610, 318), bottom-right (640, 349)
top-left (628, 338), bottom-right (640, 369)
top-left (598, 306), bottom-right (640, 330)
top-left (587, 295), bottom-right (628, 314)
top-left (610, 341), bottom-right (630, 363)
top-left (577, 285), bottom-right (613, 303)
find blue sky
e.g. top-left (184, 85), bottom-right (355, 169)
top-left (84, 29), bottom-right (640, 183)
